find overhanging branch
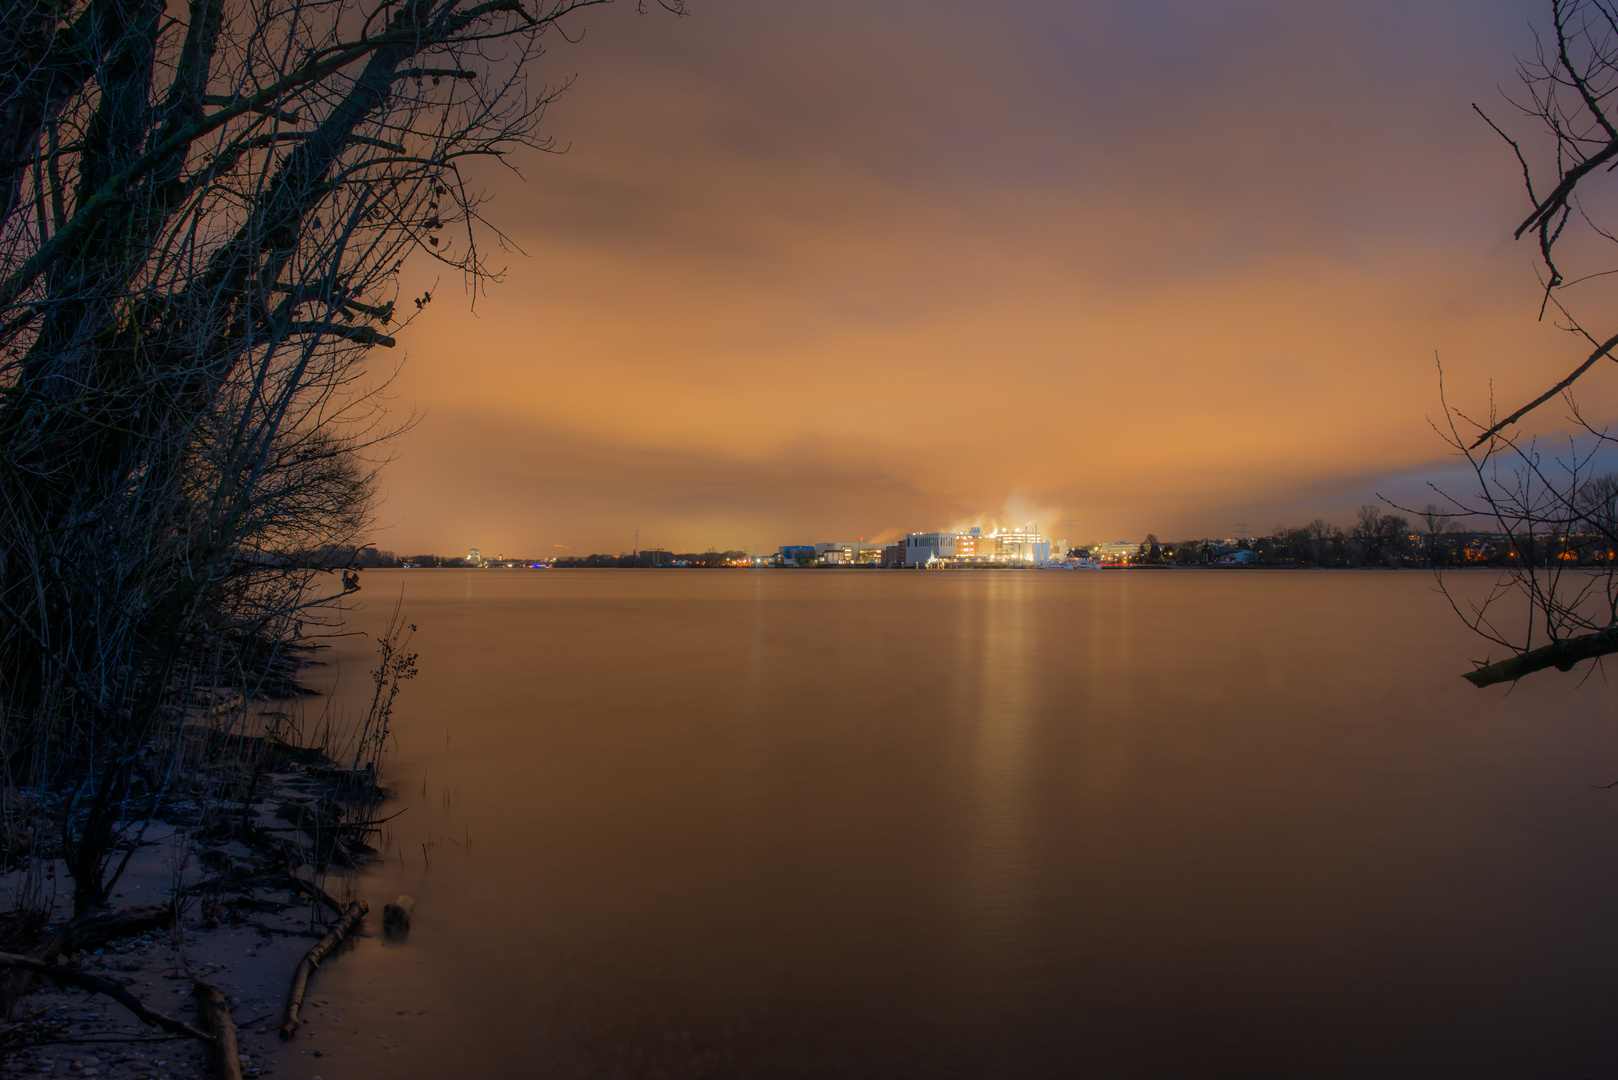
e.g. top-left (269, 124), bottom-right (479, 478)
top-left (1468, 328), bottom-right (1618, 448)
top-left (1463, 625), bottom-right (1618, 686)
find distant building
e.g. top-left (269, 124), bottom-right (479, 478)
top-left (906, 527), bottom-right (1051, 567)
top-left (1088, 542), bottom-right (1135, 564)
top-left (778, 545), bottom-right (817, 566)
top-left (904, 532), bottom-right (960, 566)
top-left (468, 547), bottom-right (482, 566)
top-left (988, 528), bottom-right (1050, 564)
top-left (815, 541), bottom-right (886, 566)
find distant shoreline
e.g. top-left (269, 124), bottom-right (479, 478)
top-left (379, 563), bottom-right (1485, 572)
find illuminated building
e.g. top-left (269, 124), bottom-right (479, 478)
top-left (904, 532), bottom-right (960, 566)
top-left (988, 528), bottom-right (1050, 564)
top-left (905, 526), bottom-right (1052, 566)
top-left (1087, 542), bottom-right (1136, 564)
top-left (815, 541), bottom-right (886, 565)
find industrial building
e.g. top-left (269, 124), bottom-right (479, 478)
top-left (904, 527), bottom-right (1052, 567)
top-left (773, 527), bottom-right (1063, 568)
top-left (903, 532), bottom-right (961, 566)
top-left (816, 541), bottom-right (886, 565)
top-left (1087, 542), bottom-right (1137, 564)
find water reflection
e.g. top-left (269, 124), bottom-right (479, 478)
top-left (285, 570), bottom-right (1618, 1079)
top-left (963, 573), bottom-right (1035, 983)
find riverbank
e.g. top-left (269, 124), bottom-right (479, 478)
top-left (0, 731), bottom-right (388, 1079)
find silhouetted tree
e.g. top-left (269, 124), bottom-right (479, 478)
top-left (1353, 505), bottom-right (1384, 566)
top-left (1418, 505), bottom-right (1451, 567)
top-left (1427, 0), bottom-right (1618, 684)
top-left (0, 0), bottom-right (685, 912)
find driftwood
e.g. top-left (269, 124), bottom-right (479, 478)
top-left (0, 952), bottom-right (213, 1042)
top-left (193, 980), bottom-right (243, 1080)
top-left (56, 905), bottom-right (174, 954)
top-left (285, 871), bottom-right (345, 917)
top-left (1, 904), bottom-right (173, 1017)
top-left (1464, 626), bottom-right (1618, 687)
top-left (279, 899), bottom-right (367, 1040)
top-left (382, 895), bottom-right (414, 938)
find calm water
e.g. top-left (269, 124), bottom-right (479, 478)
top-left (278, 569), bottom-right (1618, 1078)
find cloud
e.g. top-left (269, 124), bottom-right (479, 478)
top-left (376, 410), bottom-right (968, 554)
top-left (371, 0), bottom-right (1618, 551)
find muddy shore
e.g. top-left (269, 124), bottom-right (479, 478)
top-left (0, 734), bottom-right (396, 1080)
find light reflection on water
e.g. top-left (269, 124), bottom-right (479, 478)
top-left (284, 569), bottom-right (1618, 1078)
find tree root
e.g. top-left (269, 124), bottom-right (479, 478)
top-left (278, 899), bottom-right (366, 1040)
top-left (0, 953), bottom-right (212, 1042)
top-left (1, 904), bottom-right (173, 1018)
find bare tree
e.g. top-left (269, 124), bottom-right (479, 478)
top-left (1417, 504), bottom-right (1450, 567)
top-left (1423, 389), bottom-right (1618, 685)
top-left (1470, 0), bottom-right (1618, 437)
top-left (0, 0), bottom-right (684, 912)
top-left (1378, 513), bottom-right (1411, 566)
top-left (1353, 504), bottom-right (1383, 566)
top-left (1304, 518), bottom-right (1329, 566)
top-left (1575, 472), bottom-right (1618, 536)
top-left (1425, 0), bottom-right (1618, 685)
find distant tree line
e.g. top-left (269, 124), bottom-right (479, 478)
top-left (371, 549), bottom-right (758, 568)
top-left (553, 550), bottom-right (748, 568)
top-left (1124, 503), bottom-right (1618, 569)
top-left (378, 505), bottom-right (1618, 575)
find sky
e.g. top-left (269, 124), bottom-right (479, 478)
top-left (370, 0), bottom-right (1618, 556)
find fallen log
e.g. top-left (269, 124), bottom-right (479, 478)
top-left (1, 904), bottom-right (173, 1018)
top-left (59, 905), bottom-right (174, 953)
top-left (279, 899), bottom-right (367, 1040)
top-left (193, 980), bottom-right (243, 1080)
top-left (0, 953), bottom-right (213, 1042)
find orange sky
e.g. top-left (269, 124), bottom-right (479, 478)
top-left (368, 0), bottom-right (1618, 556)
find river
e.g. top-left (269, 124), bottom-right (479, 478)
top-left (274, 568), bottom-right (1618, 1078)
